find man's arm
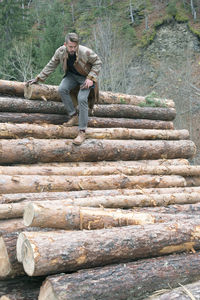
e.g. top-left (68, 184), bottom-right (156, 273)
top-left (27, 48), bottom-right (61, 85)
top-left (86, 50), bottom-right (102, 83)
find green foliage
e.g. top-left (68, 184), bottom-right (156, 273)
top-left (139, 91), bottom-right (167, 107)
top-left (188, 23), bottom-right (200, 39)
top-left (167, 0), bottom-right (178, 17)
top-left (175, 11), bottom-right (189, 22)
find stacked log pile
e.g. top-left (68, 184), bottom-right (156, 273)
top-left (0, 79), bottom-right (200, 299)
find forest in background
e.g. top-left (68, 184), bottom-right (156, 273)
top-left (1, 0), bottom-right (200, 90)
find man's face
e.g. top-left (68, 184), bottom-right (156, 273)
top-left (65, 40), bottom-right (78, 55)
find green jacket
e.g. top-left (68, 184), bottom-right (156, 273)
top-left (37, 45), bottom-right (102, 108)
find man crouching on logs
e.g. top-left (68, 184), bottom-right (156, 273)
top-left (27, 32), bottom-right (102, 145)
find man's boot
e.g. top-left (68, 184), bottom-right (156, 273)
top-left (73, 130), bottom-right (86, 145)
top-left (63, 113), bottom-right (78, 127)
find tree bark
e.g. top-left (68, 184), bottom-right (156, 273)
top-left (92, 104), bottom-right (176, 121)
top-left (23, 202), bottom-right (194, 229)
top-left (0, 113), bottom-right (174, 128)
top-left (0, 96), bottom-right (176, 120)
top-left (2, 185), bottom-right (200, 205)
top-left (88, 117), bottom-right (174, 129)
top-left (38, 252), bottom-right (200, 300)
top-left (0, 203), bottom-right (24, 219)
top-left (0, 276), bottom-right (42, 299)
top-left (19, 219), bottom-right (200, 276)
top-left (0, 112), bottom-right (68, 124)
top-left (3, 189), bottom-right (200, 220)
top-left (0, 219), bottom-right (26, 234)
top-left (23, 204), bottom-right (156, 229)
top-left (0, 97), bottom-right (65, 114)
top-left (0, 80), bottom-right (25, 97)
top-left (0, 123), bottom-right (188, 140)
top-left (24, 83), bottom-right (175, 107)
top-left (0, 158), bottom-right (189, 176)
top-left (0, 139), bottom-right (196, 164)
top-left (0, 232), bottom-right (24, 278)
top-left (0, 174), bottom-right (186, 194)
top-left (1, 163), bottom-right (200, 177)
top-left (147, 280), bottom-right (200, 300)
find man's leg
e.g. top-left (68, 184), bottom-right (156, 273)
top-left (77, 88), bottom-right (90, 130)
top-left (58, 73), bottom-right (77, 117)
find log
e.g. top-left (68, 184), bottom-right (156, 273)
top-left (92, 104), bottom-right (176, 121)
top-left (38, 252), bottom-right (200, 300)
top-left (0, 113), bottom-right (174, 129)
top-left (0, 80), bottom-right (25, 97)
top-left (0, 96), bottom-right (176, 120)
top-left (0, 232), bottom-right (24, 278)
top-left (23, 202), bottom-right (194, 229)
top-left (0, 139), bottom-right (196, 164)
top-left (0, 159), bottom-right (190, 176)
top-left (19, 219), bottom-right (200, 276)
top-left (0, 276), bottom-right (42, 298)
top-left (0, 219), bottom-right (27, 233)
top-left (147, 280), bottom-right (200, 300)
top-left (24, 82), bottom-right (175, 107)
top-left (0, 204), bottom-right (24, 219)
top-left (23, 204), bottom-right (156, 229)
top-left (3, 189), bottom-right (200, 220)
top-left (141, 202), bottom-right (200, 215)
top-left (0, 123), bottom-right (188, 140)
top-left (1, 185), bottom-right (199, 205)
top-left (0, 174), bottom-right (186, 193)
top-left (1, 163), bottom-right (200, 177)
top-left (88, 117), bottom-right (174, 129)
top-left (0, 96), bottom-right (65, 114)
top-left (0, 112), bottom-right (69, 124)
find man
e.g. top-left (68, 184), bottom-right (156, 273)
top-left (28, 32), bottom-right (102, 145)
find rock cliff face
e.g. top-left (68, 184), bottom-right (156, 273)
top-left (127, 22), bottom-right (200, 163)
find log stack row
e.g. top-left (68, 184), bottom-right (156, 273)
top-left (0, 79), bottom-right (200, 299)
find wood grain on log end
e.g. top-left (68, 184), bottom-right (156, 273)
top-left (0, 236), bottom-right (11, 277)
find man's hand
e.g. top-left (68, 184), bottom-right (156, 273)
top-left (26, 78), bottom-right (38, 86)
top-left (80, 79), bottom-right (93, 89)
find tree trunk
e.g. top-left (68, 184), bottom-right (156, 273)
top-left (23, 202), bottom-right (194, 229)
top-left (92, 104), bottom-right (176, 121)
top-left (0, 97), bottom-right (65, 114)
top-left (1, 185), bottom-right (199, 206)
top-left (88, 117), bottom-right (174, 129)
top-left (0, 203), bottom-right (24, 219)
top-left (23, 204), bottom-right (156, 229)
top-left (147, 280), bottom-right (200, 300)
top-left (0, 112), bottom-right (68, 124)
top-left (0, 96), bottom-right (176, 120)
top-left (0, 80), bottom-right (25, 97)
top-left (0, 174), bottom-right (186, 194)
top-left (1, 163), bottom-right (200, 177)
top-left (0, 219), bottom-right (26, 234)
top-left (0, 123), bottom-right (188, 140)
top-left (3, 189), bottom-right (200, 221)
top-left (0, 276), bottom-right (42, 299)
top-left (0, 232), bottom-right (24, 278)
top-left (0, 113), bottom-right (174, 129)
top-left (38, 252), bottom-right (200, 300)
top-left (24, 83), bottom-right (175, 107)
top-left (0, 158), bottom-right (190, 176)
top-left (0, 139), bottom-right (196, 164)
top-left (19, 219), bottom-right (200, 276)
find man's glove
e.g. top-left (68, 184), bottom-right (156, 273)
top-left (26, 78), bottom-right (39, 86)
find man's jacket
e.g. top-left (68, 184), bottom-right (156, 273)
top-left (37, 45), bottom-right (102, 109)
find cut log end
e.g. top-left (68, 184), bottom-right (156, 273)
top-left (23, 203), bottom-right (35, 227)
top-left (0, 236), bottom-right (11, 277)
top-left (38, 280), bottom-right (59, 300)
top-left (16, 233), bottom-right (26, 263)
top-left (22, 239), bottom-right (35, 276)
